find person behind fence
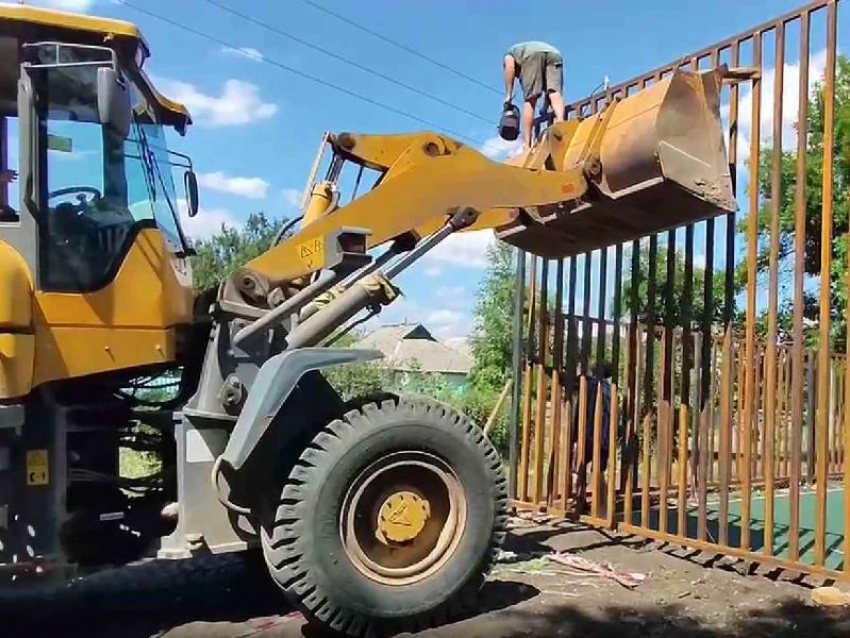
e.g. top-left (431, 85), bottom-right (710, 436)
top-left (571, 361), bottom-right (613, 511)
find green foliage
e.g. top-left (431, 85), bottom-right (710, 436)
top-left (468, 243), bottom-right (516, 390)
top-left (190, 212), bottom-right (286, 291)
top-left (747, 55), bottom-right (850, 350)
top-left (620, 244), bottom-right (730, 325)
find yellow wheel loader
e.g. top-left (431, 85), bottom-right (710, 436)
top-left (0, 5), bottom-right (735, 636)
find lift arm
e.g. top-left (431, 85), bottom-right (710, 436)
top-left (238, 131), bottom-right (588, 290)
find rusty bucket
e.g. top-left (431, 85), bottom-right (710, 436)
top-left (497, 68), bottom-right (736, 257)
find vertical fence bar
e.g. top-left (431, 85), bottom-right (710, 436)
top-left (694, 331), bottom-right (706, 539)
top-left (700, 40), bottom-right (718, 526)
top-left (576, 376), bottom-right (589, 513)
top-left (607, 383), bottom-right (619, 526)
top-left (808, 349), bottom-right (817, 483)
top-left (737, 342), bottom-right (746, 482)
top-left (741, 31), bottom-right (763, 551)
top-left (641, 411), bottom-right (652, 528)
top-left (591, 386), bottom-right (604, 519)
top-left (814, 0), bottom-right (837, 567)
top-left (755, 346), bottom-right (765, 482)
top-left (845, 245), bottom-right (850, 573)
top-left (519, 257), bottom-right (538, 502)
top-left (581, 252), bottom-right (593, 373)
top-left (677, 403), bottom-right (689, 536)
top-left (548, 259), bottom-right (565, 506)
top-left (509, 249), bottom-right (526, 500)
top-left (664, 232), bottom-right (677, 489)
top-left (645, 236), bottom-right (659, 427)
top-left (658, 327), bottom-right (670, 533)
top-left (596, 248), bottom-right (608, 368)
top-left (627, 325), bottom-right (644, 525)
top-left (562, 257), bottom-right (579, 510)
top-left (783, 350), bottom-right (792, 478)
top-left (612, 245), bottom-right (624, 381)
top-left (719, 328), bottom-right (733, 546)
top-left (726, 39), bottom-right (741, 501)
top-left (533, 260), bottom-right (550, 505)
top-left (725, 40), bottom-right (740, 328)
top-left (625, 239), bottom-right (642, 498)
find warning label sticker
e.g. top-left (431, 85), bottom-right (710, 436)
top-left (26, 450), bottom-right (49, 486)
top-left (296, 237), bottom-right (324, 271)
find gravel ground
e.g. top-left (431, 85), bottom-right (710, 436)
top-left (5, 519), bottom-right (850, 638)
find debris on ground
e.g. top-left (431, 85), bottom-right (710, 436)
top-left (546, 552), bottom-right (647, 589)
top-left (494, 556), bottom-right (555, 576)
top-left (811, 586), bottom-right (850, 607)
top-left (495, 549), bottom-right (521, 563)
top-left (231, 612), bottom-right (303, 638)
top-left (510, 512), bottom-right (553, 526)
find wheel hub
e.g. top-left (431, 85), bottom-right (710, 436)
top-left (341, 451), bottom-right (467, 586)
top-left (377, 490), bottom-right (430, 544)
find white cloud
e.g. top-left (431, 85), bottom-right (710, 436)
top-left (221, 46), bottom-right (264, 63)
top-left (178, 199), bottom-right (240, 241)
top-left (435, 285), bottom-right (466, 298)
top-left (197, 171), bottom-right (269, 199)
top-left (427, 309), bottom-right (464, 326)
top-left (30, 0), bottom-right (94, 11)
top-left (432, 322), bottom-right (469, 340)
top-left (424, 266), bottom-right (442, 277)
top-left (480, 135), bottom-right (523, 160)
top-left (425, 230), bottom-right (494, 268)
top-left (282, 188), bottom-right (302, 207)
top-left (156, 78), bottom-right (277, 127)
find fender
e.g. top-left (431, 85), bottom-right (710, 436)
top-left (219, 347), bottom-right (382, 471)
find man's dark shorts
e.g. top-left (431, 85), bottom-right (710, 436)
top-left (518, 51), bottom-right (563, 101)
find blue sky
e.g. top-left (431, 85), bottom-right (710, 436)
top-left (27, 0), bottom-right (846, 345)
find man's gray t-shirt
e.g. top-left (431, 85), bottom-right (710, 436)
top-left (507, 41), bottom-right (561, 66)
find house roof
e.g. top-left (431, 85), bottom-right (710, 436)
top-left (355, 323), bottom-right (473, 375)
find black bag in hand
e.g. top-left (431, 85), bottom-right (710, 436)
top-left (498, 102), bottom-right (520, 141)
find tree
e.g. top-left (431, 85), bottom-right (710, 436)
top-left (748, 55), bottom-right (850, 349)
top-left (190, 212), bottom-right (286, 291)
top-left (464, 242), bottom-right (518, 456)
top-left (468, 242), bottom-right (516, 391)
top-left (619, 244), bottom-right (730, 326)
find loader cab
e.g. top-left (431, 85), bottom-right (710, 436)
top-left (0, 6), bottom-right (198, 398)
top-left (0, 35), bottom-right (195, 292)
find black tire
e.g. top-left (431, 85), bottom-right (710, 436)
top-left (261, 396), bottom-right (508, 637)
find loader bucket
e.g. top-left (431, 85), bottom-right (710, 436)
top-left (497, 68), bottom-right (735, 257)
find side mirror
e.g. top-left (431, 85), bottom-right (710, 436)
top-left (184, 170), bottom-right (199, 218)
top-left (97, 67), bottom-right (132, 139)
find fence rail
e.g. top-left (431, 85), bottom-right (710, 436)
top-left (510, 0), bottom-right (848, 580)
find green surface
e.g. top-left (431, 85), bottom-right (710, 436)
top-left (629, 486), bottom-right (846, 571)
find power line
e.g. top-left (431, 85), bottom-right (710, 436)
top-left (115, 0), bottom-right (485, 144)
top-left (294, 0), bottom-right (502, 97)
top-left (200, 0), bottom-right (492, 126)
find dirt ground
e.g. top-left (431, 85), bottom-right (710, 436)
top-left (6, 518), bottom-right (850, 638)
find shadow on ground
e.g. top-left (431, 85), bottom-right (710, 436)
top-left (0, 550), bottom-right (538, 638)
top-left (455, 599), bottom-right (850, 638)
top-left (3, 526), bottom-right (850, 637)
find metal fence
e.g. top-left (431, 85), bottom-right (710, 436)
top-left (509, 0), bottom-right (849, 579)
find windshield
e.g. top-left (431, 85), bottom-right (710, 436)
top-left (30, 44), bottom-right (187, 291)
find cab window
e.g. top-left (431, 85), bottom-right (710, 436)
top-left (29, 45), bottom-right (186, 291)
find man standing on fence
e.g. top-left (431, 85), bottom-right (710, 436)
top-left (572, 361), bottom-right (613, 515)
top-left (503, 41), bottom-right (566, 150)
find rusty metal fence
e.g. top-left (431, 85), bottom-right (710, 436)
top-left (509, 0), bottom-right (850, 579)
